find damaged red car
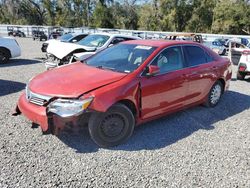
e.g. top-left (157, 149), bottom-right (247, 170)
top-left (14, 40), bottom-right (232, 147)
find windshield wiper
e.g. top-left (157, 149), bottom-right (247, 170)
top-left (96, 65), bottom-right (115, 71)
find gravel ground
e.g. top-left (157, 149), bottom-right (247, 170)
top-left (0, 37), bottom-right (249, 188)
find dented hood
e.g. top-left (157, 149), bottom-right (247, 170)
top-left (46, 40), bottom-right (96, 59)
top-left (29, 62), bottom-right (126, 98)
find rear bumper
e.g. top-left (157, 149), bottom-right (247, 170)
top-left (11, 45), bottom-right (21, 58)
top-left (238, 62), bottom-right (250, 73)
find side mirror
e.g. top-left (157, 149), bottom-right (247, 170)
top-left (72, 39), bottom-right (77, 43)
top-left (146, 65), bottom-right (160, 76)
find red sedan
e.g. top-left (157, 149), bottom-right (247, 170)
top-left (14, 40), bottom-right (232, 147)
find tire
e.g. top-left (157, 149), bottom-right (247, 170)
top-left (0, 48), bottom-right (10, 64)
top-left (237, 72), bottom-right (246, 80)
top-left (88, 103), bottom-right (135, 148)
top-left (204, 81), bottom-right (223, 107)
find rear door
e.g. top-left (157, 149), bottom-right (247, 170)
top-left (182, 45), bottom-right (217, 104)
top-left (140, 46), bottom-right (189, 119)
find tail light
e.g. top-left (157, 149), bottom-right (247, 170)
top-left (239, 63), bottom-right (247, 72)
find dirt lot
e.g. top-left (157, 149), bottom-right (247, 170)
top-left (0, 37), bottom-right (249, 187)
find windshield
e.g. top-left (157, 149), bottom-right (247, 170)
top-left (85, 44), bottom-right (156, 73)
top-left (77, 34), bottom-right (110, 47)
top-left (60, 33), bottom-right (73, 41)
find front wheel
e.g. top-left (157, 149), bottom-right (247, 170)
top-left (88, 103), bottom-right (135, 148)
top-left (204, 81), bottom-right (223, 107)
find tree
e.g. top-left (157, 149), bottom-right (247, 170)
top-left (160, 0), bottom-right (193, 32)
top-left (186, 0), bottom-right (215, 33)
top-left (138, 1), bottom-right (160, 31)
top-left (92, 1), bottom-right (114, 28)
top-left (212, 0), bottom-right (250, 34)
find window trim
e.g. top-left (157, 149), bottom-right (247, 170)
top-left (183, 45), bottom-right (214, 67)
top-left (141, 45), bottom-right (186, 76)
top-left (140, 44), bottom-right (215, 77)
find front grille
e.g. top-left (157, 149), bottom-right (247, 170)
top-left (26, 87), bottom-right (52, 106)
top-left (29, 97), bottom-right (47, 106)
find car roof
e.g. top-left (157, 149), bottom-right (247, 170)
top-left (70, 33), bottom-right (88, 37)
top-left (123, 39), bottom-right (201, 47)
top-left (167, 33), bottom-right (196, 37)
top-left (89, 33), bottom-right (139, 39)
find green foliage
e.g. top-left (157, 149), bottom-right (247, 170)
top-left (212, 0), bottom-right (250, 34)
top-left (92, 2), bottom-right (114, 28)
top-left (0, 0), bottom-right (249, 35)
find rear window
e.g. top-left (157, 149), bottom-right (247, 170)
top-left (184, 46), bottom-right (207, 67)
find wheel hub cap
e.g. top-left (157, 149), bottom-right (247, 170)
top-left (211, 85), bottom-right (222, 104)
top-left (101, 114), bottom-right (125, 137)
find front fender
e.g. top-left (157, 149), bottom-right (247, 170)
top-left (88, 78), bottom-right (140, 113)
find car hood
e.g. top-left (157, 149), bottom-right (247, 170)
top-left (29, 62), bottom-right (126, 98)
top-left (46, 40), bottom-right (96, 59)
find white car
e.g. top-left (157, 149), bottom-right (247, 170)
top-left (41, 33), bottom-right (88, 53)
top-left (0, 37), bottom-right (21, 63)
top-left (45, 33), bottom-right (140, 69)
top-left (237, 50), bottom-right (250, 80)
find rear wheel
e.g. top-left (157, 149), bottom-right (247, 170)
top-left (0, 49), bottom-right (10, 64)
top-left (204, 81), bottom-right (223, 107)
top-left (237, 72), bottom-right (246, 80)
top-left (88, 103), bottom-right (135, 148)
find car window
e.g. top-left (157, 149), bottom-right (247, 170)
top-left (71, 34), bottom-right (87, 42)
top-left (85, 44), bottom-right (156, 73)
top-left (60, 33), bottom-right (73, 41)
top-left (151, 46), bottom-right (184, 74)
top-left (184, 46), bottom-right (207, 66)
top-left (110, 37), bottom-right (125, 45)
top-left (205, 52), bottom-right (214, 62)
top-left (78, 34), bottom-right (110, 47)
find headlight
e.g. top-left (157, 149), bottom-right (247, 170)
top-left (48, 97), bottom-right (93, 117)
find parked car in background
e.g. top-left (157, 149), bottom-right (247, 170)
top-left (0, 36), bottom-right (21, 63)
top-left (48, 27), bottom-right (64, 39)
top-left (44, 33), bottom-right (140, 69)
top-left (237, 50), bottom-right (250, 80)
top-left (41, 33), bottom-right (88, 53)
top-left (204, 39), bottom-right (227, 55)
top-left (14, 40), bottom-right (232, 147)
top-left (165, 33), bottom-right (203, 43)
top-left (7, 26), bottom-right (26, 37)
top-left (241, 38), bottom-right (249, 46)
top-left (32, 27), bottom-right (48, 41)
top-left (227, 39), bottom-right (250, 65)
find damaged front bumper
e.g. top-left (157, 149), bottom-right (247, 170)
top-left (44, 53), bottom-right (74, 70)
top-left (44, 53), bottom-right (61, 70)
top-left (14, 93), bottom-right (90, 134)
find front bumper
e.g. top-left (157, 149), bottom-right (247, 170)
top-left (44, 60), bottom-right (58, 70)
top-left (44, 53), bottom-right (60, 70)
top-left (15, 93), bottom-right (89, 134)
top-left (17, 93), bottom-right (49, 132)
